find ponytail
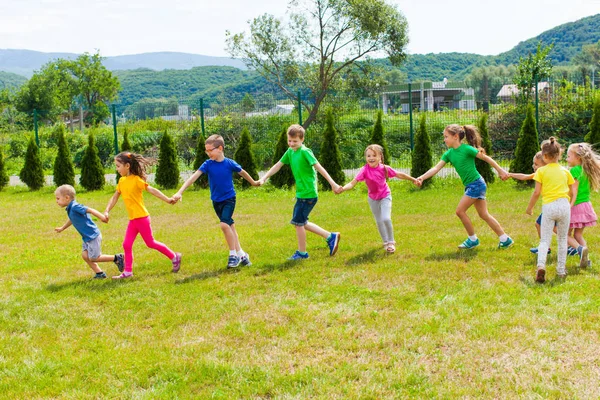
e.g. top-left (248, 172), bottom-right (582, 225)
top-left (445, 124), bottom-right (483, 151)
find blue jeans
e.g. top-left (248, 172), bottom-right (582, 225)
top-left (464, 177), bottom-right (487, 200)
top-left (213, 197), bottom-right (236, 225)
top-left (291, 197), bottom-right (318, 226)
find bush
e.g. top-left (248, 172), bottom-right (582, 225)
top-left (121, 129), bottom-right (132, 152)
top-left (318, 111), bottom-right (345, 190)
top-left (0, 148), bottom-right (8, 190)
top-left (510, 104), bottom-right (539, 186)
top-left (233, 127), bottom-right (259, 188)
top-left (475, 114), bottom-right (495, 184)
top-left (369, 110), bottom-right (390, 164)
top-left (80, 134), bottom-right (105, 191)
top-left (19, 137), bottom-right (45, 190)
top-left (53, 124), bottom-right (75, 187)
top-left (155, 131), bottom-right (180, 189)
top-left (192, 131), bottom-right (209, 189)
top-left (411, 114), bottom-right (433, 188)
top-left (270, 128), bottom-right (295, 188)
top-left (585, 94), bottom-right (600, 145)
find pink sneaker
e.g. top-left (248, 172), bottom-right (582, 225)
top-left (172, 252), bottom-right (182, 273)
top-left (112, 272), bottom-right (133, 280)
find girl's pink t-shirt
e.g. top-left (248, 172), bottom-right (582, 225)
top-left (355, 164), bottom-right (397, 200)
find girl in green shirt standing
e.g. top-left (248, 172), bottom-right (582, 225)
top-left (416, 124), bottom-right (513, 250)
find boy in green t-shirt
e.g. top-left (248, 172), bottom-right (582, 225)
top-left (259, 124), bottom-right (341, 260)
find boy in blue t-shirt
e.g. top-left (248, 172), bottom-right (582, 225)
top-left (54, 184), bottom-right (124, 279)
top-left (172, 134), bottom-right (260, 269)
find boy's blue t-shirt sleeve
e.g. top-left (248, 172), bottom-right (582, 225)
top-left (228, 158), bottom-right (243, 173)
top-left (199, 160), bottom-right (210, 174)
top-left (71, 202), bottom-right (88, 216)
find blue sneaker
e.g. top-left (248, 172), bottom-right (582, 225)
top-left (227, 255), bottom-right (240, 269)
top-left (498, 237), bottom-right (514, 249)
top-left (240, 253), bottom-right (252, 266)
top-left (288, 250), bottom-right (309, 260)
top-left (530, 247), bottom-right (551, 254)
top-left (567, 246), bottom-right (579, 256)
top-left (327, 232), bottom-right (340, 256)
top-left (458, 237), bottom-right (479, 249)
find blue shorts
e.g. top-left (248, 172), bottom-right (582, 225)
top-left (213, 197), bottom-right (236, 225)
top-left (464, 177), bottom-right (487, 200)
top-left (291, 197), bottom-right (318, 226)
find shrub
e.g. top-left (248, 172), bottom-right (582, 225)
top-left (234, 127), bottom-right (259, 188)
top-left (192, 131), bottom-right (209, 189)
top-left (411, 114), bottom-right (433, 188)
top-left (121, 129), bottom-right (132, 151)
top-left (155, 131), bottom-right (180, 189)
top-left (19, 137), bottom-right (45, 190)
top-left (53, 124), bottom-right (75, 187)
top-left (510, 104), bottom-right (539, 186)
top-left (318, 111), bottom-right (345, 190)
top-left (369, 110), bottom-right (390, 163)
top-left (270, 128), bottom-right (295, 188)
top-left (585, 94), bottom-right (600, 145)
top-left (475, 114), bottom-right (495, 184)
top-left (0, 148), bottom-right (8, 190)
top-left (80, 134), bottom-right (105, 191)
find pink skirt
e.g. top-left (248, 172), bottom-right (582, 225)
top-left (570, 201), bottom-right (597, 228)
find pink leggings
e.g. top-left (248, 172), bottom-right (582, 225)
top-left (123, 216), bottom-right (175, 273)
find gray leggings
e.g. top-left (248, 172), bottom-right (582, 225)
top-left (368, 195), bottom-right (395, 244)
top-left (537, 198), bottom-right (571, 274)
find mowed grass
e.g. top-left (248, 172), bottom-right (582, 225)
top-left (1, 179), bottom-right (600, 398)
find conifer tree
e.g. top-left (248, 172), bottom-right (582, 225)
top-left (53, 124), bottom-right (75, 187)
top-left (121, 128), bottom-right (132, 152)
top-left (411, 114), bottom-right (433, 188)
top-left (271, 127), bottom-right (295, 188)
top-left (0, 148), bottom-right (9, 190)
top-left (585, 95), bottom-right (600, 145)
top-left (20, 137), bottom-right (45, 190)
top-left (80, 133), bottom-right (105, 191)
top-left (510, 104), bottom-right (539, 186)
top-left (475, 114), bottom-right (495, 184)
top-left (155, 131), bottom-right (180, 189)
top-left (318, 111), bottom-right (345, 190)
top-left (192, 130), bottom-right (209, 188)
top-left (369, 110), bottom-right (390, 164)
top-left (234, 127), bottom-right (259, 188)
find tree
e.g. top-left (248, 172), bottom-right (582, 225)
top-left (121, 128), bottom-right (132, 152)
top-left (466, 65), bottom-right (514, 106)
top-left (369, 110), bottom-right (390, 163)
top-left (155, 131), bottom-right (180, 189)
top-left (14, 73), bottom-right (60, 127)
top-left (0, 148), bottom-right (8, 190)
top-left (475, 114), bottom-right (495, 184)
top-left (411, 114), bottom-right (433, 189)
top-left (19, 137), bottom-right (45, 191)
top-left (234, 127), bottom-right (259, 188)
top-left (240, 93), bottom-right (256, 114)
top-left (80, 133), bottom-right (105, 191)
top-left (226, 0), bottom-right (408, 129)
top-left (271, 127), bottom-right (295, 188)
top-left (510, 104), bottom-right (539, 186)
top-left (318, 111), bottom-right (345, 190)
top-left (513, 43), bottom-right (553, 104)
top-left (585, 94), bottom-right (600, 145)
top-left (53, 124), bottom-right (75, 187)
top-left (572, 41), bottom-right (600, 86)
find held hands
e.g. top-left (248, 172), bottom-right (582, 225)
top-left (103, 211), bottom-right (110, 222)
top-left (257, 178), bottom-right (265, 186)
top-left (98, 214), bottom-right (108, 223)
top-left (415, 177), bottom-right (424, 187)
top-left (499, 169), bottom-right (509, 181)
top-left (170, 193), bottom-right (182, 204)
top-left (334, 185), bottom-right (344, 194)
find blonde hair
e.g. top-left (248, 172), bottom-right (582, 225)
top-left (445, 124), bottom-right (483, 151)
top-left (541, 137), bottom-right (562, 161)
top-left (205, 134), bottom-right (225, 149)
top-left (287, 124), bottom-right (305, 139)
top-left (55, 184), bottom-right (76, 199)
top-left (568, 143), bottom-right (600, 191)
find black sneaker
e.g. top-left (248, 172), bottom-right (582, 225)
top-left (94, 272), bottom-right (107, 279)
top-left (240, 253), bottom-right (252, 266)
top-left (114, 253), bottom-right (125, 272)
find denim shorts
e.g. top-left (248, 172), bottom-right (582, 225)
top-left (213, 196), bottom-right (236, 225)
top-left (291, 197), bottom-right (318, 226)
top-left (464, 177), bottom-right (487, 200)
top-left (82, 234), bottom-right (102, 260)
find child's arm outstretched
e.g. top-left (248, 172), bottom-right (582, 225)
top-left (258, 161), bottom-right (284, 185)
top-left (147, 185), bottom-right (173, 204)
top-left (476, 153), bottom-right (509, 180)
top-left (87, 207), bottom-right (108, 223)
top-left (508, 172), bottom-right (535, 181)
top-left (525, 181), bottom-right (542, 215)
top-left (238, 170), bottom-right (260, 186)
top-left (314, 162), bottom-right (341, 192)
top-left (416, 160), bottom-right (446, 184)
top-left (55, 220), bottom-right (72, 233)
top-left (337, 178), bottom-right (358, 194)
top-left (104, 190), bottom-right (121, 221)
top-left (393, 169), bottom-right (420, 185)
top-left (172, 170), bottom-right (203, 203)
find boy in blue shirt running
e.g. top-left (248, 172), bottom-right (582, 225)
top-left (54, 184), bottom-right (124, 279)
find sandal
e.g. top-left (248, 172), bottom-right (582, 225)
top-left (386, 244), bottom-right (396, 253)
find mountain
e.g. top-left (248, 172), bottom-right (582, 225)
top-left (0, 71), bottom-right (27, 89)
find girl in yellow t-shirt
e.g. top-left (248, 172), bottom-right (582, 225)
top-left (526, 137), bottom-right (574, 283)
top-left (104, 152), bottom-right (181, 279)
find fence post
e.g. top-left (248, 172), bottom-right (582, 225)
top-left (33, 109), bottom-right (39, 147)
top-left (297, 91), bottom-right (302, 126)
top-left (200, 98), bottom-right (205, 136)
top-left (112, 104), bottom-right (119, 155)
top-left (534, 73), bottom-right (540, 134)
top-left (408, 82), bottom-right (414, 150)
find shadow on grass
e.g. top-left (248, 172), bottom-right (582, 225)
top-left (252, 260), bottom-right (300, 276)
top-left (46, 278), bottom-right (132, 292)
top-left (519, 265), bottom-right (587, 288)
top-left (425, 250), bottom-right (479, 262)
top-left (345, 249), bottom-right (383, 266)
top-left (175, 267), bottom-right (238, 283)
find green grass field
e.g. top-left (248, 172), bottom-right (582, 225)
top-left (1, 179), bottom-right (600, 398)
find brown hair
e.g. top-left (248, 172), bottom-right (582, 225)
top-left (55, 184), bottom-right (76, 199)
top-left (287, 124), bottom-right (305, 139)
top-left (114, 152), bottom-right (150, 181)
top-left (365, 144), bottom-right (388, 178)
top-left (205, 134), bottom-right (225, 149)
top-left (568, 143), bottom-right (600, 192)
top-left (541, 137), bottom-right (562, 161)
top-left (445, 124), bottom-right (483, 151)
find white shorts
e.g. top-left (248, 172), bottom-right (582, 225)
top-left (82, 234), bottom-right (102, 260)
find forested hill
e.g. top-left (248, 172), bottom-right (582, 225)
top-left (0, 71), bottom-right (27, 89)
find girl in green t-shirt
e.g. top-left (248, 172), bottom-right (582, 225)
top-left (416, 124), bottom-right (513, 250)
top-left (566, 143), bottom-right (600, 267)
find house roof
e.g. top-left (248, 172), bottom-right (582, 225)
top-left (497, 82), bottom-right (550, 98)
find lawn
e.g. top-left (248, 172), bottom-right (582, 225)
top-left (1, 179), bottom-right (599, 398)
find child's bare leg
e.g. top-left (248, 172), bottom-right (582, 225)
top-left (574, 228), bottom-right (587, 247)
top-left (220, 222), bottom-right (237, 251)
top-left (82, 250), bottom-right (102, 274)
top-left (305, 222), bottom-right (330, 239)
top-left (456, 196), bottom-right (478, 236)
top-left (229, 223), bottom-right (242, 252)
top-left (295, 225), bottom-right (307, 252)
top-left (567, 227), bottom-right (581, 248)
top-left (474, 199), bottom-right (505, 236)
top-left (90, 255), bottom-right (116, 263)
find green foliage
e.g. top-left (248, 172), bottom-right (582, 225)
top-left (411, 114), bottom-right (433, 188)
top-left (52, 124), bottom-right (75, 187)
top-left (270, 128), bottom-right (295, 188)
top-left (121, 129), bottom-right (132, 151)
top-left (192, 130), bottom-right (209, 189)
top-left (80, 134), bottom-right (105, 191)
top-left (318, 111), bottom-right (345, 190)
top-left (510, 105), bottom-right (539, 186)
top-left (241, 93), bottom-right (256, 113)
top-left (475, 114), bottom-right (495, 184)
top-left (0, 148), bottom-right (8, 190)
top-left (513, 43), bottom-right (553, 104)
top-left (155, 131), bottom-right (180, 189)
top-left (19, 137), bottom-right (45, 191)
top-left (233, 127), bottom-right (259, 188)
top-left (369, 110), bottom-right (390, 163)
top-left (585, 95), bottom-right (600, 145)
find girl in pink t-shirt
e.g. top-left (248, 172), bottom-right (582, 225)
top-left (336, 144), bottom-right (419, 253)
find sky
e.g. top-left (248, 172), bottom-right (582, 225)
top-left (1, 0), bottom-right (599, 57)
